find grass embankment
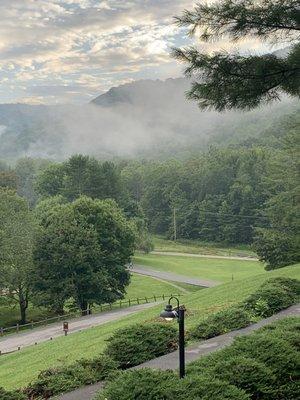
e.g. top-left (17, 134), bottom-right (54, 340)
top-left (153, 235), bottom-right (256, 257)
top-left (0, 263), bottom-right (299, 390)
top-left (134, 253), bottom-right (263, 282)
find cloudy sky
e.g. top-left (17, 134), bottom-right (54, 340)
top-left (0, 0), bottom-right (276, 105)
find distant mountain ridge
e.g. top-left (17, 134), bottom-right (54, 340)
top-left (0, 77), bottom-right (298, 162)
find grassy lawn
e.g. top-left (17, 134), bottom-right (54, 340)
top-left (153, 235), bottom-right (256, 257)
top-left (134, 253), bottom-right (264, 282)
top-left (124, 274), bottom-right (193, 298)
top-left (1, 263), bottom-right (299, 390)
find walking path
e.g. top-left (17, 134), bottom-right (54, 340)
top-left (55, 303), bottom-right (300, 400)
top-left (132, 265), bottom-right (219, 287)
top-left (0, 303), bottom-right (157, 354)
top-left (152, 251), bottom-right (258, 261)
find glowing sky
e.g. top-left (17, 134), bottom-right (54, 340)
top-left (0, 1), bottom-right (276, 104)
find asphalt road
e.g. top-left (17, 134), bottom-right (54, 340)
top-left (0, 302), bottom-right (157, 354)
top-left (151, 251), bottom-right (258, 261)
top-left (131, 264), bottom-right (219, 287)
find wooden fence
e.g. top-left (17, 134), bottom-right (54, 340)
top-left (0, 293), bottom-right (181, 336)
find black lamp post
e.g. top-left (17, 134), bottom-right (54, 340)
top-left (160, 296), bottom-right (185, 378)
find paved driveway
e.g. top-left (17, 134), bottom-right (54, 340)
top-left (131, 265), bottom-right (219, 287)
top-left (0, 302), bottom-right (157, 354)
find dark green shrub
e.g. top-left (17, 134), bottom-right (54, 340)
top-left (257, 316), bottom-right (300, 350)
top-left (181, 376), bottom-right (250, 400)
top-left (77, 354), bottom-right (118, 381)
top-left (104, 323), bottom-right (178, 368)
top-left (208, 356), bottom-right (276, 399)
top-left (95, 369), bottom-right (178, 400)
top-left (191, 306), bottom-right (252, 339)
top-left (95, 369), bottom-right (250, 400)
top-left (243, 285), bottom-right (296, 317)
top-left (25, 364), bottom-right (93, 398)
top-left (0, 388), bottom-right (26, 400)
top-left (260, 277), bottom-right (300, 296)
top-left (230, 334), bottom-right (300, 382)
top-left (25, 355), bottom-right (117, 398)
top-left (275, 381), bottom-right (300, 400)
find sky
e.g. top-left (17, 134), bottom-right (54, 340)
top-left (0, 0), bottom-right (277, 105)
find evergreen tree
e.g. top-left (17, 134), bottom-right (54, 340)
top-left (174, 0), bottom-right (300, 110)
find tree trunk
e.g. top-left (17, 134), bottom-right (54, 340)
top-left (18, 289), bottom-right (28, 325)
top-left (80, 300), bottom-right (88, 316)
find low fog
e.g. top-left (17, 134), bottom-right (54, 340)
top-left (0, 78), bottom-right (295, 161)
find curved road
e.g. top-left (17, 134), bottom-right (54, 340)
top-left (131, 265), bottom-right (220, 288)
top-left (152, 251), bottom-right (258, 261)
top-left (0, 302), bottom-right (157, 354)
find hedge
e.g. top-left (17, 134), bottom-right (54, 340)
top-left (191, 277), bottom-right (299, 339)
top-left (0, 388), bottom-right (26, 400)
top-left (104, 323), bottom-right (178, 368)
top-left (95, 369), bottom-right (250, 400)
top-left (25, 354), bottom-right (117, 399)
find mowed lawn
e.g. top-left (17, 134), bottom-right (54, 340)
top-left (153, 235), bottom-right (256, 257)
top-left (1, 264), bottom-right (299, 390)
top-left (134, 253), bottom-right (264, 282)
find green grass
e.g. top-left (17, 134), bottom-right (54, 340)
top-left (153, 235), bottom-right (256, 257)
top-left (134, 253), bottom-right (264, 283)
top-left (124, 274), bottom-right (192, 298)
top-left (1, 263), bottom-right (299, 391)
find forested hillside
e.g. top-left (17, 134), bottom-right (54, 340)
top-left (1, 105), bottom-right (298, 269)
top-left (0, 78), bottom-right (298, 161)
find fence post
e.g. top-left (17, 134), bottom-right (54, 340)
top-left (162, 294), bottom-right (165, 300)
top-left (31, 320), bottom-right (33, 329)
top-left (119, 301), bottom-right (122, 308)
top-left (0, 327), bottom-right (3, 336)
top-left (109, 303), bottom-right (112, 310)
top-left (128, 299), bottom-right (131, 306)
top-left (145, 297), bottom-right (148, 303)
top-left (154, 295), bottom-right (156, 302)
top-left (16, 324), bottom-right (19, 333)
top-left (137, 298), bottom-right (139, 305)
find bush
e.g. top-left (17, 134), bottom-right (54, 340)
top-left (260, 277), bottom-right (300, 296)
top-left (243, 285), bottom-right (296, 317)
top-left (190, 277), bottom-right (299, 342)
top-left (77, 355), bottom-right (118, 381)
top-left (256, 317), bottom-right (300, 350)
top-left (104, 323), bottom-right (178, 368)
top-left (191, 306), bottom-right (253, 339)
top-left (187, 318), bottom-right (300, 399)
top-left (229, 334), bottom-right (300, 382)
top-left (95, 369), bottom-right (250, 400)
top-left (25, 355), bottom-right (117, 398)
top-left (207, 356), bottom-right (276, 399)
top-left (0, 388), bottom-right (26, 400)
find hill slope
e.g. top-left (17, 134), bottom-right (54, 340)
top-left (0, 263), bottom-right (299, 390)
top-left (0, 78), bottom-right (298, 161)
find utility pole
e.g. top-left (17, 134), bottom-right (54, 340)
top-left (173, 207), bottom-right (177, 241)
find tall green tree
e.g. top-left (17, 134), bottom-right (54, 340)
top-left (0, 189), bottom-right (37, 324)
top-left (32, 196), bottom-right (135, 314)
top-left (36, 155), bottom-right (124, 203)
top-left (174, 0), bottom-right (300, 110)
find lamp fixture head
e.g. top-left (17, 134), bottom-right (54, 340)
top-left (160, 303), bottom-right (178, 321)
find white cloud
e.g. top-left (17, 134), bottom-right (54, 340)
top-left (0, 1), bottom-right (274, 104)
